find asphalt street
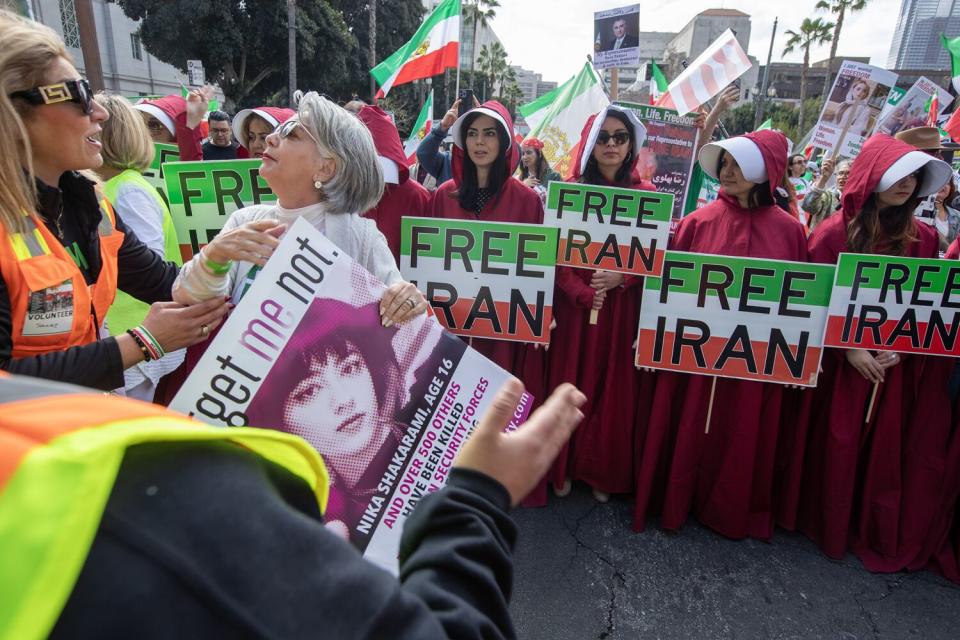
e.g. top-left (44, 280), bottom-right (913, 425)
top-left (510, 484), bottom-right (960, 640)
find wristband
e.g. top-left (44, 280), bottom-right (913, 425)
top-left (204, 256), bottom-right (232, 276)
top-left (135, 324), bottom-right (166, 359)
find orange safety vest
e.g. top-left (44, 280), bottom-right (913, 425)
top-left (0, 198), bottom-right (123, 358)
top-left (0, 373), bottom-right (329, 640)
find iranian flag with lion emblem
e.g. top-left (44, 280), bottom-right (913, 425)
top-left (404, 91), bottom-right (434, 165)
top-left (519, 62), bottom-right (609, 180)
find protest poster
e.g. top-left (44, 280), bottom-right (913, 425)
top-left (875, 77), bottom-right (951, 137)
top-left (823, 253), bottom-right (960, 356)
top-left (400, 217), bottom-right (558, 345)
top-left (810, 61), bottom-right (898, 158)
top-left (163, 159), bottom-right (275, 261)
top-left (545, 181), bottom-right (672, 276)
top-left (616, 101), bottom-right (700, 220)
top-left (170, 217), bottom-right (534, 574)
top-left (592, 4), bottom-right (640, 69)
top-left (636, 251), bottom-right (835, 386)
top-left (141, 142), bottom-right (179, 206)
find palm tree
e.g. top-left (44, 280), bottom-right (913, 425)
top-left (783, 17), bottom-right (834, 134)
top-left (488, 41), bottom-right (509, 95)
top-left (816, 0), bottom-right (868, 103)
top-left (463, 0), bottom-right (500, 89)
top-left (477, 44), bottom-right (494, 100)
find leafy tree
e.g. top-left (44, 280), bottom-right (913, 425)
top-left (783, 17), bottom-right (834, 134)
top-left (115, 0), bottom-right (356, 111)
top-left (463, 0), bottom-right (499, 89)
top-left (816, 0), bottom-right (869, 104)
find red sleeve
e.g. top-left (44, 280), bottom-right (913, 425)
top-left (947, 237), bottom-right (960, 259)
top-left (175, 113), bottom-right (205, 162)
top-left (806, 215), bottom-right (843, 265)
top-left (555, 267), bottom-right (595, 308)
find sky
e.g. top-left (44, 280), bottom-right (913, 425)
top-left (489, 0), bottom-right (903, 84)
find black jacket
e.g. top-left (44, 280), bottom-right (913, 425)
top-left (51, 441), bottom-right (518, 639)
top-left (0, 172), bottom-right (179, 390)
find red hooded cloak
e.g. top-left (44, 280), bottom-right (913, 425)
top-left (632, 130), bottom-right (810, 540)
top-left (800, 134), bottom-right (955, 574)
top-left (547, 106), bottom-right (654, 496)
top-left (357, 105), bottom-right (430, 263)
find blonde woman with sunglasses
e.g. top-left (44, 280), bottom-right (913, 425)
top-left (0, 10), bottom-right (229, 389)
top-left (173, 92), bottom-right (426, 326)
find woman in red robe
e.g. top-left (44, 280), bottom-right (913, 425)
top-left (632, 129), bottom-right (809, 540)
top-left (800, 133), bottom-right (955, 573)
top-left (357, 105), bottom-right (430, 264)
top-left (549, 105), bottom-right (654, 502)
top-left (427, 101), bottom-right (549, 506)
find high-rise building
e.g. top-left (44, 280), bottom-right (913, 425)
top-left (887, 0), bottom-right (960, 70)
top-left (510, 65), bottom-right (557, 104)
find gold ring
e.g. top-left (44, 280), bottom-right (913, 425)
top-left (200, 324), bottom-right (210, 337)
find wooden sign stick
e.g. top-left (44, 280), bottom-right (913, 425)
top-left (704, 377), bottom-right (718, 434)
top-left (865, 380), bottom-right (880, 424)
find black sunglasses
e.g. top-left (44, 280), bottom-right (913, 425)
top-left (9, 79), bottom-right (94, 115)
top-left (597, 131), bottom-right (630, 146)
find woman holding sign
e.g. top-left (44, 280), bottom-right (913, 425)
top-left (550, 105), bottom-right (654, 502)
top-left (632, 129), bottom-right (810, 540)
top-left (0, 11), bottom-right (228, 390)
top-left (427, 100), bottom-right (549, 505)
top-left (802, 133), bottom-right (954, 574)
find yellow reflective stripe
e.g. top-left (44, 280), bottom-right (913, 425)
top-left (0, 417), bottom-right (328, 640)
top-left (9, 235), bottom-right (31, 261)
top-left (97, 200), bottom-right (114, 237)
top-left (32, 229), bottom-right (51, 255)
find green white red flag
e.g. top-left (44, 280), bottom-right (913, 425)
top-left (519, 62), bottom-right (609, 179)
top-left (648, 60), bottom-right (668, 105)
top-left (371, 0), bottom-right (460, 99)
top-left (404, 91), bottom-right (434, 165)
top-left (941, 33), bottom-right (960, 94)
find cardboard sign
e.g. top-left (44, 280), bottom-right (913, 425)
top-left (824, 253), bottom-right (960, 356)
top-left (163, 159), bottom-right (276, 261)
top-left (142, 143), bottom-right (180, 206)
top-left (811, 60), bottom-right (898, 158)
top-left (636, 251), bottom-right (835, 386)
top-left (171, 218), bottom-right (533, 574)
top-left (545, 182), bottom-right (672, 275)
top-left (400, 217), bottom-right (558, 344)
top-left (875, 77), bottom-right (951, 137)
top-left (616, 102), bottom-right (700, 220)
top-left (593, 4), bottom-right (641, 69)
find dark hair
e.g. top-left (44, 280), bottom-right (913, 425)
top-left (457, 110), bottom-right (511, 211)
top-left (208, 110), bottom-right (230, 123)
top-left (715, 150), bottom-right (774, 208)
top-left (579, 110), bottom-right (635, 187)
top-left (846, 167), bottom-right (923, 255)
top-left (292, 327), bottom-right (395, 409)
top-left (519, 146), bottom-right (554, 181)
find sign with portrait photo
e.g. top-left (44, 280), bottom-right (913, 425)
top-left (810, 61), bottom-right (898, 158)
top-left (593, 4), bottom-right (641, 70)
top-left (875, 77), bottom-right (951, 137)
top-left (170, 217), bottom-right (534, 575)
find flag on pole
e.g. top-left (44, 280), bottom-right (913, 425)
top-left (649, 60), bottom-right (668, 105)
top-left (941, 34), bottom-right (960, 94)
top-left (403, 91), bottom-right (434, 165)
top-left (370, 0), bottom-right (460, 99)
top-left (944, 109), bottom-right (960, 143)
top-left (655, 29), bottom-right (751, 115)
top-left (519, 62), bottom-right (609, 179)
top-left (757, 118), bottom-right (773, 131)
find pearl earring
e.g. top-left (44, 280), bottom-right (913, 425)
top-left (314, 179), bottom-right (323, 190)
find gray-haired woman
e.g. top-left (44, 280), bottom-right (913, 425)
top-left (173, 93), bottom-right (426, 325)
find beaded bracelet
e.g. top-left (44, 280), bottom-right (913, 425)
top-left (126, 328), bottom-right (154, 362)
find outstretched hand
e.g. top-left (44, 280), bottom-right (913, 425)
top-left (454, 379), bottom-right (586, 506)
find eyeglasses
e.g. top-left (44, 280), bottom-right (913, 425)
top-left (596, 131), bottom-right (630, 146)
top-left (9, 79), bottom-right (94, 115)
top-left (146, 119), bottom-right (167, 133)
top-left (275, 118), bottom-right (321, 147)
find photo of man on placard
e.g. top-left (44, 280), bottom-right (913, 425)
top-left (593, 4), bottom-right (641, 69)
top-left (606, 17), bottom-right (639, 51)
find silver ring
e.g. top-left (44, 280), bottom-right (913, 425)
top-left (200, 324), bottom-right (210, 337)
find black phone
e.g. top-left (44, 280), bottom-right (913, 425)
top-left (458, 89), bottom-right (475, 117)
